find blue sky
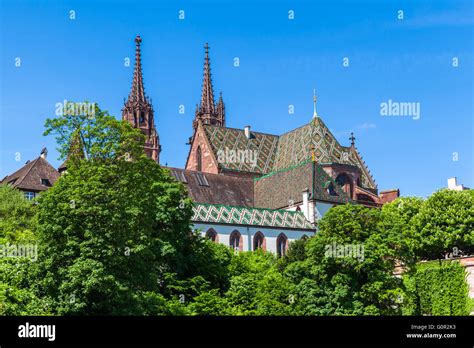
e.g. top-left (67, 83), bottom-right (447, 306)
top-left (0, 0), bottom-right (472, 197)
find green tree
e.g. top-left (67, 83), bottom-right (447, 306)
top-left (34, 106), bottom-right (211, 314)
top-left (411, 189), bottom-right (474, 259)
top-left (290, 204), bottom-right (404, 315)
top-left (0, 185), bottom-right (48, 315)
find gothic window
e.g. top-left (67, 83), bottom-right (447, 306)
top-left (139, 111), bottom-right (145, 124)
top-left (229, 230), bottom-right (242, 251)
top-left (205, 229), bottom-right (218, 242)
top-left (196, 146), bottom-right (202, 171)
top-left (276, 233), bottom-right (288, 257)
top-left (253, 232), bottom-right (265, 251)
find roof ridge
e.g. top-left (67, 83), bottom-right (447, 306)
top-left (203, 123), bottom-right (279, 138)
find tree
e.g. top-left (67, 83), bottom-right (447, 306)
top-left (410, 189), bottom-right (474, 260)
top-left (378, 197), bottom-right (424, 266)
top-left (44, 102), bottom-right (144, 162)
top-left (34, 105), bottom-right (209, 314)
top-left (0, 185), bottom-right (48, 315)
top-left (289, 204), bottom-right (404, 315)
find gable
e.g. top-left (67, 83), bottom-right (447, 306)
top-left (185, 122), bottom-right (219, 174)
top-left (2, 156), bottom-right (60, 192)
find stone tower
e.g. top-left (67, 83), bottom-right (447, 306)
top-left (122, 35), bottom-right (160, 162)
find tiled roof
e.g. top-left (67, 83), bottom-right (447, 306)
top-left (274, 118), bottom-right (376, 190)
top-left (165, 167), bottom-right (254, 207)
top-left (192, 203), bottom-right (314, 230)
top-left (1, 156), bottom-right (60, 192)
top-left (254, 160), bottom-right (352, 209)
top-left (203, 124), bottom-right (279, 174)
top-left (200, 118), bottom-right (377, 190)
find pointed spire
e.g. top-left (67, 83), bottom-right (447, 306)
top-left (312, 88), bottom-right (319, 118)
top-left (122, 36), bottom-right (160, 163)
top-left (193, 43), bottom-right (225, 129)
top-left (216, 91), bottom-right (225, 125)
top-left (128, 35), bottom-right (146, 103)
top-left (200, 43), bottom-right (215, 114)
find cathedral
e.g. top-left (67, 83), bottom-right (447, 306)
top-left (1, 36), bottom-right (399, 255)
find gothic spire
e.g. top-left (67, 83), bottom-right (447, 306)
top-left (128, 35), bottom-right (146, 103)
top-left (193, 43), bottom-right (225, 129)
top-left (122, 35), bottom-right (160, 163)
top-left (200, 43), bottom-right (215, 114)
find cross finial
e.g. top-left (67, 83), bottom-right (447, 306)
top-left (349, 132), bottom-right (356, 146)
top-left (312, 88), bottom-right (318, 118)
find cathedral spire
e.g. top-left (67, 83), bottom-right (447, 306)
top-left (122, 35), bottom-right (160, 163)
top-left (129, 35), bottom-right (146, 103)
top-left (193, 43), bottom-right (225, 129)
top-left (200, 43), bottom-right (215, 114)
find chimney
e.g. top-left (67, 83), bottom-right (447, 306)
top-left (244, 125), bottom-right (251, 139)
top-left (40, 147), bottom-right (48, 159)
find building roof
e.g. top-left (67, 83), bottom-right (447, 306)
top-left (254, 160), bottom-right (352, 209)
top-left (199, 117), bottom-right (377, 190)
top-left (202, 124), bottom-right (279, 174)
top-left (192, 202), bottom-right (315, 230)
top-left (165, 167), bottom-right (254, 207)
top-left (1, 155), bottom-right (60, 192)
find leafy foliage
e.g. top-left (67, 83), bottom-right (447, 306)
top-left (403, 261), bottom-right (469, 315)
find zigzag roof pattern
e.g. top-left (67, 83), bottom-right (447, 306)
top-left (192, 203), bottom-right (314, 230)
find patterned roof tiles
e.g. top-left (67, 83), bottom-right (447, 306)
top-left (192, 202), bottom-right (314, 230)
top-left (202, 117), bottom-right (377, 190)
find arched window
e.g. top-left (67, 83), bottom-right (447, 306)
top-left (196, 146), bottom-right (202, 172)
top-left (205, 228), bottom-right (218, 243)
top-left (139, 111), bottom-right (145, 124)
top-left (276, 233), bottom-right (288, 257)
top-left (253, 231), bottom-right (266, 251)
top-left (229, 230), bottom-right (242, 251)
top-left (335, 173), bottom-right (353, 198)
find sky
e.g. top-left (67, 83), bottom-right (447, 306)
top-left (0, 0), bottom-right (472, 198)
